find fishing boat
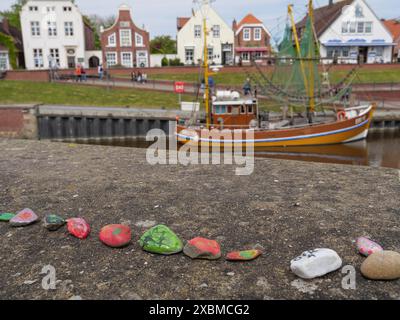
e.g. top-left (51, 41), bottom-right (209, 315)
top-left (176, 0), bottom-right (375, 148)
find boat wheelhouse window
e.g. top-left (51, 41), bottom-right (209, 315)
top-left (240, 105), bottom-right (246, 114)
top-left (227, 106), bottom-right (232, 113)
top-left (215, 105), bottom-right (227, 114)
top-left (248, 105), bottom-right (253, 114)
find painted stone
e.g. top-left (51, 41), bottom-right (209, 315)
top-left (44, 214), bottom-right (66, 231)
top-left (67, 218), bottom-right (90, 239)
top-left (183, 237), bottom-right (221, 260)
top-left (226, 249), bottom-right (262, 261)
top-left (290, 248), bottom-right (342, 279)
top-left (99, 224), bottom-right (131, 248)
top-left (356, 237), bottom-right (383, 257)
top-left (361, 251), bottom-right (400, 280)
top-left (10, 208), bottom-right (39, 227)
top-left (0, 213), bottom-right (15, 222)
top-left (139, 225), bottom-right (183, 255)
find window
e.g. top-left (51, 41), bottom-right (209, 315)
top-left (342, 22), bottom-right (349, 33)
top-left (106, 52), bottom-right (117, 67)
top-left (120, 21), bottom-right (130, 28)
top-left (120, 30), bottom-right (132, 47)
top-left (49, 48), bottom-right (60, 67)
top-left (355, 4), bottom-right (364, 18)
top-left (121, 52), bottom-right (133, 67)
top-left (243, 28), bottom-right (251, 41)
top-left (64, 22), bottom-right (74, 36)
top-left (194, 25), bottom-right (201, 38)
top-left (185, 48), bottom-right (194, 64)
top-left (375, 47), bottom-right (384, 57)
top-left (46, 6), bottom-right (55, 12)
top-left (357, 22), bottom-right (364, 33)
top-left (212, 25), bottom-right (220, 38)
top-left (241, 52), bottom-right (250, 61)
top-left (29, 6), bottom-right (38, 12)
top-left (349, 22), bottom-right (356, 33)
top-left (63, 6), bottom-right (72, 12)
top-left (0, 52), bottom-right (9, 70)
top-left (215, 106), bottom-right (227, 114)
top-left (254, 28), bottom-right (262, 41)
top-left (108, 33), bottom-right (116, 47)
top-left (248, 105), bottom-right (253, 114)
top-left (33, 49), bottom-right (44, 68)
top-left (365, 22), bottom-right (372, 33)
top-left (31, 21), bottom-right (40, 36)
top-left (342, 47), bottom-right (350, 58)
top-left (253, 51), bottom-right (262, 60)
top-left (135, 33), bottom-right (143, 46)
top-left (208, 47), bottom-right (214, 61)
top-left (47, 21), bottom-right (57, 36)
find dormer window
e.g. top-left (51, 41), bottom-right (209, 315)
top-left (108, 33), bottom-right (116, 47)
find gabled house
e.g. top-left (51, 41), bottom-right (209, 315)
top-left (233, 14), bottom-right (272, 65)
top-left (0, 17), bottom-right (24, 70)
top-left (296, 0), bottom-right (394, 64)
top-left (177, 2), bottom-right (234, 66)
top-left (100, 5), bottom-right (150, 68)
top-left (382, 19), bottom-right (400, 62)
top-left (20, 0), bottom-right (99, 70)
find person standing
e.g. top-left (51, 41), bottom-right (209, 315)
top-left (81, 65), bottom-right (87, 82)
top-left (75, 65), bottom-right (82, 82)
top-left (243, 78), bottom-right (251, 96)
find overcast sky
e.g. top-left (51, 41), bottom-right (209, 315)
top-left (0, 0), bottom-right (397, 40)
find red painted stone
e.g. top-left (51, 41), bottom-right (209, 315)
top-left (226, 249), bottom-right (262, 261)
top-left (67, 218), bottom-right (90, 239)
top-left (99, 224), bottom-right (131, 248)
top-left (183, 237), bottom-right (221, 260)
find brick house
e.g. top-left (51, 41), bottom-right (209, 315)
top-left (233, 14), bottom-right (272, 65)
top-left (0, 17), bottom-right (24, 70)
top-left (100, 4), bottom-right (150, 68)
top-left (382, 19), bottom-right (400, 62)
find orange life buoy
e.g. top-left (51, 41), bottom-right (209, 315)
top-left (337, 111), bottom-right (347, 121)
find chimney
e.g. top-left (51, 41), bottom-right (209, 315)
top-left (232, 19), bottom-right (237, 31)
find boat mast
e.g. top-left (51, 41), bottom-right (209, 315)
top-left (308, 0), bottom-right (316, 115)
top-left (288, 5), bottom-right (310, 116)
top-left (203, 14), bottom-right (211, 129)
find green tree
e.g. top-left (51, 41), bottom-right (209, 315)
top-left (150, 36), bottom-right (177, 54)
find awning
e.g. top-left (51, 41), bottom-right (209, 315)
top-left (323, 39), bottom-right (395, 47)
top-left (235, 47), bottom-right (269, 52)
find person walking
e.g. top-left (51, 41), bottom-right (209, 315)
top-left (243, 78), bottom-right (251, 96)
top-left (98, 64), bottom-right (104, 80)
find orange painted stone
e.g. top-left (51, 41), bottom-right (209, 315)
top-left (67, 218), bottom-right (90, 239)
top-left (226, 249), bottom-right (262, 261)
top-left (183, 237), bottom-right (221, 260)
top-left (99, 224), bottom-right (131, 248)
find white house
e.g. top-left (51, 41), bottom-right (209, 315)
top-left (297, 0), bottom-right (394, 64)
top-left (20, 0), bottom-right (100, 70)
top-left (177, 2), bottom-right (234, 66)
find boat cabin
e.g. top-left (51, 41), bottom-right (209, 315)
top-left (211, 91), bottom-right (258, 128)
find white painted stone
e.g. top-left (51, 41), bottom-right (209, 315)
top-left (290, 248), bottom-right (342, 279)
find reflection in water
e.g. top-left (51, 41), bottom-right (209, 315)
top-left (69, 129), bottom-right (400, 169)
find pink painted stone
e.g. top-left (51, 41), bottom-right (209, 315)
top-left (356, 237), bottom-right (383, 257)
top-left (67, 218), bottom-right (90, 239)
top-left (10, 208), bottom-right (38, 227)
top-left (183, 237), bottom-right (221, 260)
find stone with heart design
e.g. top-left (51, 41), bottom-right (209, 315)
top-left (0, 213), bottom-right (15, 222)
top-left (67, 218), bottom-right (90, 239)
top-left (10, 208), bottom-right (39, 227)
top-left (226, 249), bottom-right (262, 261)
top-left (44, 214), bottom-right (66, 231)
top-left (183, 237), bottom-right (221, 260)
top-left (139, 225), bottom-right (183, 255)
top-left (99, 224), bottom-right (131, 248)
top-left (356, 237), bottom-right (383, 257)
top-left (290, 248), bottom-right (342, 279)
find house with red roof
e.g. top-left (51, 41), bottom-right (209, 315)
top-left (233, 14), bottom-right (271, 65)
top-left (382, 19), bottom-right (400, 62)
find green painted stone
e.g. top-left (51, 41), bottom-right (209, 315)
top-left (139, 225), bottom-right (183, 255)
top-left (44, 214), bottom-right (66, 231)
top-left (0, 213), bottom-right (15, 222)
